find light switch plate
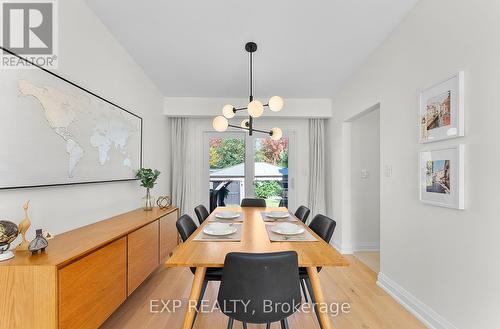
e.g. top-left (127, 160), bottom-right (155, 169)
top-left (384, 165), bottom-right (392, 177)
top-left (361, 169), bottom-right (369, 179)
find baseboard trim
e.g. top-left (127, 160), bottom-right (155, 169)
top-left (352, 242), bottom-right (380, 252)
top-left (377, 273), bottom-right (457, 329)
top-left (331, 239), bottom-right (353, 254)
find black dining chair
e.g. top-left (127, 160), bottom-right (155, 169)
top-left (294, 205), bottom-right (311, 223)
top-left (194, 204), bottom-right (210, 225)
top-left (176, 214), bottom-right (222, 328)
top-left (299, 214), bottom-right (336, 326)
top-left (241, 198), bottom-right (266, 207)
top-left (218, 251), bottom-right (301, 329)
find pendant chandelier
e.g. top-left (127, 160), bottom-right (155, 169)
top-left (212, 42), bottom-right (283, 140)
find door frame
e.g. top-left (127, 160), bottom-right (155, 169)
top-left (341, 103), bottom-right (381, 255)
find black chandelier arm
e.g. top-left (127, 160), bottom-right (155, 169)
top-left (232, 103), bottom-right (270, 113)
top-left (228, 124), bottom-right (272, 136)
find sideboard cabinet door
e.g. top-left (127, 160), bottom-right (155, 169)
top-left (127, 221), bottom-right (159, 295)
top-left (58, 237), bottom-right (127, 329)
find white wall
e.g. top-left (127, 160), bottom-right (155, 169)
top-left (329, 0), bottom-right (500, 328)
top-left (164, 97), bottom-right (332, 118)
top-left (351, 109), bottom-right (380, 251)
top-left (0, 0), bottom-right (168, 238)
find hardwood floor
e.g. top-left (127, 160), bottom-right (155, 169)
top-left (101, 255), bottom-right (424, 329)
top-left (353, 251), bottom-right (380, 273)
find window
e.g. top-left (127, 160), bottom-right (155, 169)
top-left (254, 137), bottom-right (289, 207)
top-left (207, 132), bottom-right (293, 210)
top-left (208, 136), bottom-right (245, 208)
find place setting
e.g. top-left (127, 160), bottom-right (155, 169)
top-left (194, 222), bottom-right (242, 242)
top-left (209, 210), bottom-right (244, 223)
top-left (265, 222), bottom-right (317, 242)
top-left (261, 210), bottom-right (298, 222)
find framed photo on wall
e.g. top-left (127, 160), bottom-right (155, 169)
top-left (419, 72), bottom-right (464, 143)
top-left (419, 145), bottom-right (464, 209)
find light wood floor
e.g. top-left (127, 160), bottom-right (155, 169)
top-left (101, 255), bottom-right (423, 329)
top-left (353, 251), bottom-right (380, 273)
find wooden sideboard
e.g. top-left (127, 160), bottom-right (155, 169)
top-left (0, 206), bottom-right (179, 329)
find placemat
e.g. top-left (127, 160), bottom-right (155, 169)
top-left (260, 212), bottom-right (298, 222)
top-left (209, 212), bottom-right (244, 223)
top-left (265, 224), bottom-right (317, 242)
top-left (194, 223), bottom-right (243, 242)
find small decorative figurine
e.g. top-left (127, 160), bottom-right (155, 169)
top-left (16, 200), bottom-right (31, 251)
top-left (0, 220), bottom-right (19, 261)
top-left (42, 230), bottom-right (54, 240)
top-left (157, 195), bottom-right (172, 209)
top-left (28, 229), bottom-right (48, 255)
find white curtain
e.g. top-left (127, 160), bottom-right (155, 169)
top-left (169, 117), bottom-right (189, 214)
top-left (308, 118), bottom-right (327, 222)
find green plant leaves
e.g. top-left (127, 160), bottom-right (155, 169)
top-left (135, 168), bottom-right (161, 189)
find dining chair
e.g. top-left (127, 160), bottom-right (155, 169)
top-left (194, 204), bottom-right (210, 225)
top-left (240, 198), bottom-right (266, 207)
top-left (175, 214), bottom-right (222, 328)
top-left (218, 251), bottom-right (301, 329)
top-left (299, 214), bottom-right (336, 327)
top-left (294, 206), bottom-right (311, 223)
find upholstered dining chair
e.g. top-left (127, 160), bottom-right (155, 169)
top-left (218, 251), bottom-right (301, 329)
top-left (299, 214), bottom-right (336, 326)
top-left (294, 205), bottom-right (311, 223)
top-left (194, 204), bottom-right (210, 225)
top-left (240, 198), bottom-right (266, 207)
top-left (176, 214), bottom-right (222, 328)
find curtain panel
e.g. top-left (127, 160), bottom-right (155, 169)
top-left (169, 117), bottom-right (189, 214)
top-left (308, 118), bottom-right (327, 221)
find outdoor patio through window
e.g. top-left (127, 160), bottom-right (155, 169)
top-left (208, 135), bottom-right (289, 210)
top-left (254, 137), bottom-right (289, 207)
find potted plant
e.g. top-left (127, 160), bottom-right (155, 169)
top-left (136, 168), bottom-right (161, 211)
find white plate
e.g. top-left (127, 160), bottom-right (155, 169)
top-left (203, 223), bottom-right (237, 236)
top-left (265, 211), bottom-right (289, 219)
top-left (215, 211), bottom-right (240, 219)
top-left (270, 223), bottom-right (304, 235)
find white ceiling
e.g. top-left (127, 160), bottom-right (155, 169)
top-left (84, 0), bottom-right (418, 98)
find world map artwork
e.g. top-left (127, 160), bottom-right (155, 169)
top-left (19, 80), bottom-right (136, 177)
top-left (0, 68), bottom-right (142, 189)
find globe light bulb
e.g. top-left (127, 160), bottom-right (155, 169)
top-left (222, 104), bottom-right (235, 118)
top-left (213, 116), bottom-right (228, 132)
top-left (270, 127), bottom-right (282, 140)
top-left (241, 119), bottom-right (250, 128)
top-left (247, 100), bottom-right (264, 118)
top-left (268, 96), bottom-right (284, 112)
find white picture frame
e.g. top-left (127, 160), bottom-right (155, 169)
top-left (419, 145), bottom-right (464, 209)
top-left (419, 72), bottom-right (464, 143)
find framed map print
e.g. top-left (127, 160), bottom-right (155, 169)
top-left (0, 48), bottom-right (142, 189)
top-left (419, 145), bottom-right (464, 209)
top-left (419, 72), bottom-right (464, 143)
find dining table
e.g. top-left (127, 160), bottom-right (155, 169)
top-left (165, 206), bottom-right (349, 329)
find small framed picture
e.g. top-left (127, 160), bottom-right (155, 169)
top-left (420, 72), bottom-right (464, 143)
top-left (419, 145), bottom-right (464, 209)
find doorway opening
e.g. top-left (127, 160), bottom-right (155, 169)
top-left (348, 105), bottom-right (380, 273)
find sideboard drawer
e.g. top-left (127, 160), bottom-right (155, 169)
top-left (58, 237), bottom-right (127, 329)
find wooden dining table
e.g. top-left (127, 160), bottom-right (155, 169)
top-left (165, 206), bottom-right (349, 329)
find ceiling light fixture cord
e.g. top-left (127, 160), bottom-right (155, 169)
top-left (249, 51), bottom-right (253, 101)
